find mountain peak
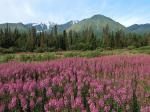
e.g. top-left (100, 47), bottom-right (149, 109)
top-left (91, 14), bottom-right (105, 18)
top-left (91, 14), bottom-right (111, 20)
top-left (126, 24), bottom-right (150, 34)
top-left (67, 14), bottom-right (125, 36)
top-left (89, 14), bottom-right (115, 22)
top-left (67, 20), bottom-right (79, 25)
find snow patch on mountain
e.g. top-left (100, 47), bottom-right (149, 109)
top-left (72, 20), bottom-right (79, 24)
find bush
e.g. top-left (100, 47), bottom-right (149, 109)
top-left (75, 43), bottom-right (88, 50)
top-left (46, 47), bottom-right (57, 52)
top-left (34, 47), bottom-right (59, 53)
top-left (80, 50), bottom-right (102, 58)
top-left (0, 55), bottom-right (15, 62)
top-left (96, 47), bottom-right (104, 52)
top-left (134, 46), bottom-right (150, 50)
top-left (127, 46), bottom-right (136, 50)
top-left (132, 46), bottom-right (150, 54)
top-left (0, 47), bottom-right (6, 53)
top-left (34, 48), bottom-right (45, 53)
top-left (19, 55), bottom-right (33, 62)
top-left (19, 53), bottom-right (57, 62)
top-left (0, 47), bottom-right (20, 54)
top-left (64, 52), bottom-right (80, 58)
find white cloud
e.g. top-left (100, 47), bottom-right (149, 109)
top-left (0, 0), bottom-right (38, 23)
top-left (21, 3), bottom-right (35, 17)
top-left (0, 0), bottom-right (109, 24)
top-left (117, 17), bottom-right (140, 26)
top-left (115, 15), bottom-right (150, 27)
top-left (0, 0), bottom-right (149, 26)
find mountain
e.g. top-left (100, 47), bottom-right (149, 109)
top-left (26, 23), bottom-right (48, 32)
top-left (26, 22), bottom-right (56, 32)
top-left (0, 23), bottom-right (28, 32)
top-left (0, 14), bottom-right (149, 35)
top-left (25, 21), bottom-right (78, 33)
top-left (0, 22), bottom-right (57, 33)
top-left (126, 24), bottom-right (150, 34)
top-left (57, 20), bottom-right (79, 32)
top-left (0, 15), bottom-right (125, 35)
top-left (67, 14), bottom-right (125, 36)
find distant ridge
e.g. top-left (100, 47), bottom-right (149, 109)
top-left (126, 24), bottom-right (150, 34)
top-left (0, 23), bottom-right (28, 32)
top-left (0, 14), bottom-right (150, 35)
top-left (67, 14), bottom-right (125, 36)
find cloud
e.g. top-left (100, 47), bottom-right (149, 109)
top-left (117, 17), bottom-right (141, 26)
top-left (0, 0), bottom-right (36, 23)
top-left (0, 0), bottom-right (110, 23)
top-left (0, 0), bottom-right (149, 26)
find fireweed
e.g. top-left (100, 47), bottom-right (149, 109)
top-left (0, 55), bottom-right (150, 112)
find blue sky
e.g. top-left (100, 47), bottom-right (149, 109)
top-left (0, 0), bottom-right (149, 26)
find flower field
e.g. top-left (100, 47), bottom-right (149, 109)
top-left (0, 55), bottom-right (150, 112)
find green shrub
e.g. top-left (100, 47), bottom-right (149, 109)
top-left (46, 47), bottom-right (56, 52)
top-left (132, 46), bottom-right (150, 54)
top-left (96, 47), bottom-right (104, 52)
top-left (127, 46), bottom-right (136, 50)
top-left (0, 47), bottom-right (13, 54)
top-left (39, 53), bottom-right (56, 61)
top-left (75, 43), bottom-right (88, 50)
top-left (64, 52), bottom-right (80, 57)
top-left (0, 47), bottom-right (5, 53)
top-left (80, 50), bottom-right (102, 58)
top-left (34, 48), bottom-right (45, 53)
top-left (19, 53), bottom-right (57, 62)
top-left (19, 55), bottom-right (33, 62)
top-left (0, 55), bottom-right (15, 62)
top-left (0, 47), bottom-right (20, 54)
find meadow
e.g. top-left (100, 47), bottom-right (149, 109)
top-left (0, 55), bottom-right (150, 112)
top-left (0, 46), bottom-right (150, 112)
top-left (0, 46), bottom-right (150, 63)
top-left (0, 50), bottom-right (150, 112)
top-left (0, 0), bottom-right (150, 111)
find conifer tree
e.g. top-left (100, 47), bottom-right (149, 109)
top-left (102, 24), bottom-right (110, 48)
top-left (26, 27), bottom-right (36, 51)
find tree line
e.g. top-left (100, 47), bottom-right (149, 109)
top-left (0, 24), bottom-right (150, 53)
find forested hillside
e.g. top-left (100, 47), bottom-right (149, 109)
top-left (0, 15), bottom-right (150, 53)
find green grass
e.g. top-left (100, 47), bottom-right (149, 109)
top-left (0, 54), bottom-right (15, 62)
top-left (0, 46), bottom-right (149, 63)
top-left (19, 53), bottom-right (58, 62)
top-left (0, 53), bottom-right (59, 63)
top-left (64, 50), bottom-right (102, 58)
top-left (131, 46), bottom-right (150, 54)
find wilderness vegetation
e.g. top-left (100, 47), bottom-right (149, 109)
top-left (0, 24), bottom-right (150, 53)
top-left (0, 56), bottom-right (150, 112)
top-left (0, 25), bottom-right (150, 112)
top-left (0, 15), bottom-right (150, 112)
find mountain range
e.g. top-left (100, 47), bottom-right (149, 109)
top-left (0, 14), bottom-right (150, 35)
top-left (67, 15), bottom-right (125, 36)
top-left (125, 24), bottom-right (150, 35)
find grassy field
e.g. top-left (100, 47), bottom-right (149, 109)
top-left (0, 47), bottom-right (149, 111)
top-left (0, 55), bottom-right (150, 111)
top-left (0, 46), bottom-right (150, 63)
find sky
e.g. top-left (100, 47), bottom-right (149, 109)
top-left (0, 0), bottom-right (149, 26)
